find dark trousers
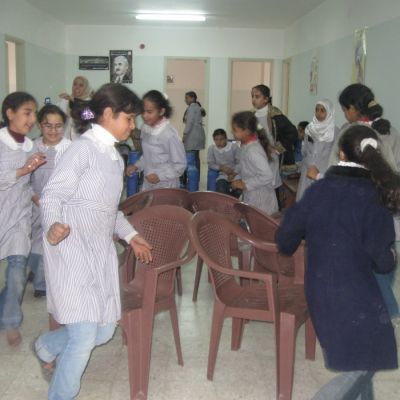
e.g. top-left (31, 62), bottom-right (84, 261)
top-left (216, 179), bottom-right (242, 199)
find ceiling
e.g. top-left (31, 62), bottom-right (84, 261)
top-left (25, 0), bottom-right (326, 29)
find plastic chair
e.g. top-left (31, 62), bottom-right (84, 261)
top-left (119, 191), bottom-right (154, 216)
top-left (143, 187), bottom-right (191, 296)
top-left (188, 210), bottom-right (316, 400)
top-left (234, 202), bottom-right (304, 285)
top-left (120, 205), bottom-right (196, 400)
top-left (188, 191), bottom-right (242, 301)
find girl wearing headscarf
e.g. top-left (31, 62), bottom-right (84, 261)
top-left (296, 99), bottom-right (338, 200)
top-left (58, 76), bottom-right (93, 141)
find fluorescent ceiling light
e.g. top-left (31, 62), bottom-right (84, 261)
top-left (136, 12), bottom-right (206, 22)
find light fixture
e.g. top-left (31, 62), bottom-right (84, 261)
top-left (135, 11), bottom-right (206, 22)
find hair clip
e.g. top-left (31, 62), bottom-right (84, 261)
top-left (81, 107), bottom-right (95, 120)
top-left (367, 100), bottom-right (378, 108)
top-left (360, 138), bottom-right (378, 153)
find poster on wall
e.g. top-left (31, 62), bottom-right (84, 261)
top-left (79, 56), bottom-right (109, 70)
top-left (352, 28), bottom-right (367, 84)
top-left (110, 50), bottom-right (133, 83)
top-left (309, 55), bottom-right (319, 95)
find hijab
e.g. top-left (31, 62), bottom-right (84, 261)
top-left (305, 99), bottom-right (335, 142)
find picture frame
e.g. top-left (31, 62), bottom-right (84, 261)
top-left (110, 50), bottom-right (133, 83)
top-left (79, 56), bottom-right (109, 70)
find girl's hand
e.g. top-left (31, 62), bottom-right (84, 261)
top-left (47, 223), bottom-right (70, 245)
top-left (32, 194), bottom-right (40, 207)
top-left (145, 174), bottom-right (160, 184)
top-left (126, 164), bottom-right (138, 176)
top-left (17, 152), bottom-right (46, 178)
top-left (231, 180), bottom-right (246, 190)
top-left (220, 165), bottom-right (234, 175)
top-left (130, 235), bottom-right (153, 264)
top-left (306, 165), bottom-right (320, 180)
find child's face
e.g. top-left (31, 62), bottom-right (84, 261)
top-left (6, 101), bottom-right (37, 135)
top-left (142, 99), bottom-right (165, 127)
top-left (40, 113), bottom-right (64, 146)
top-left (184, 95), bottom-right (194, 106)
top-left (213, 134), bottom-right (227, 149)
top-left (315, 104), bottom-right (327, 122)
top-left (341, 105), bottom-right (360, 123)
top-left (232, 123), bottom-right (249, 143)
top-left (108, 110), bottom-right (136, 141)
top-left (297, 126), bottom-right (305, 140)
top-left (251, 89), bottom-right (269, 110)
top-left (72, 78), bottom-right (86, 98)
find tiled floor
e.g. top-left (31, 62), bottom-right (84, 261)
top-left (0, 259), bottom-right (399, 400)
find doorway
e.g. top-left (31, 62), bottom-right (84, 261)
top-left (229, 59), bottom-right (272, 117)
top-left (5, 38), bottom-right (25, 93)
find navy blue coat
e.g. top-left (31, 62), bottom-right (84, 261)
top-left (276, 166), bottom-right (398, 371)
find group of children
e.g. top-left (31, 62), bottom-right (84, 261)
top-left (0, 79), bottom-right (399, 399)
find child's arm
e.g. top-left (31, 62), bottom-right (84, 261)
top-left (207, 146), bottom-right (219, 170)
top-left (183, 105), bottom-right (196, 140)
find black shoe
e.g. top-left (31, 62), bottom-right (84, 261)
top-left (27, 271), bottom-right (35, 282)
top-left (34, 290), bottom-right (46, 298)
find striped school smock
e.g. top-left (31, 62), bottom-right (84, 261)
top-left (0, 127), bottom-right (33, 259)
top-left (40, 124), bottom-right (137, 324)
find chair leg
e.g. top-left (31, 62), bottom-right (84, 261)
top-left (278, 312), bottom-right (297, 400)
top-left (305, 317), bottom-right (316, 361)
top-left (176, 267), bottom-right (183, 296)
top-left (192, 256), bottom-right (204, 302)
top-left (123, 310), bottom-right (155, 400)
top-left (231, 318), bottom-right (245, 350)
top-left (169, 304), bottom-right (184, 366)
top-left (49, 314), bottom-right (61, 331)
top-left (207, 302), bottom-right (225, 381)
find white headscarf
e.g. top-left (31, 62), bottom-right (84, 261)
top-left (305, 99), bottom-right (335, 142)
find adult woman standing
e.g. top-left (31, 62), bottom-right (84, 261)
top-left (58, 76), bottom-right (93, 141)
top-left (182, 91), bottom-right (206, 173)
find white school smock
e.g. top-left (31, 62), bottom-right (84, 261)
top-left (30, 137), bottom-right (71, 255)
top-left (135, 120), bottom-right (187, 190)
top-left (237, 140), bottom-right (278, 215)
top-left (40, 124), bottom-right (137, 324)
top-left (0, 127), bottom-right (33, 259)
top-left (207, 142), bottom-right (241, 181)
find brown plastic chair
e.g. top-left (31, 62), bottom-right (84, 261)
top-left (189, 210), bottom-right (316, 400)
top-left (234, 202), bottom-right (305, 285)
top-left (188, 191), bottom-right (242, 301)
top-left (120, 205), bottom-right (196, 400)
top-left (119, 191), bottom-right (154, 216)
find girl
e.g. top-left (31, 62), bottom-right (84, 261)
top-left (296, 99), bottom-right (338, 200)
top-left (58, 75), bottom-right (93, 141)
top-left (32, 83), bottom-right (152, 400)
top-left (28, 104), bottom-right (71, 298)
top-left (277, 125), bottom-right (399, 399)
top-left (182, 91), bottom-right (206, 173)
top-left (231, 111), bottom-right (278, 215)
top-left (251, 84), bottom-right (298, 168)
top-left (0, 92), bottom-right (46, 346)
top-left (126, 90), bottom-right (186, 190)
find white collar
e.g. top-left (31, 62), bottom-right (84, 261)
top-left (83, 123), bottom-right (119, 160)
top-left (35, 136), bottom-right (71, 152)
top-left (338, 160), bottom-right (366, 169)
top-left (0, 127), bottom-right (33, 152)
top-left (254, 105), bottom-right (269, 118)
top-left (214, 142), bottom-right (233, 154)
top-left (142, 118), bottom-right (169, 136)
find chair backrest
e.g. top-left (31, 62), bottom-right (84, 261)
top-left (119, 191), bottom-right (154, 216)
top-left (189, 210), bottom-right (277, 319)
top-left (189, 191), bottom-right (241, 222)
top-left (234, 202), bottom-right (297, 282)
top-left (144, 188), bottom-right (190, 209)
top-left (124, 205), bottom-right (194, 298)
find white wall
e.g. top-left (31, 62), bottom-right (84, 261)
top-left (285, 0), bottom-right (400, 130)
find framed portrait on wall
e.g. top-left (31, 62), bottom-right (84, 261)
top-left (110, 50), bottom-right (132, 83)
top-left (352, 28), bottom-right (367, 84)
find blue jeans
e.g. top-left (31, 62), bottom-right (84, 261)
top-left (0, 255), bottom-right (28, 330)
top-left (27, 253), bottom-right (46, 291)
top-left (374, 271), bottom-right (399, 318)
top-left (312, 371), bottom-right (374, 400)
top-left (35, 321), bottom-right (116, 400)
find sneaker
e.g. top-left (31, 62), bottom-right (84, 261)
top-left (34, 290), bottom-right (46, 298)
top-left (30, 339), bottom-right (55, 382)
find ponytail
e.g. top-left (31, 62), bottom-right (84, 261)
top-left (339, 125), bottom-right (400, 213)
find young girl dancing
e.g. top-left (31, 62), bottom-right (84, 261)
top-left (32, 83), bottom-right (152, 400)
top-left (277, 124), bottom-right (399, 399)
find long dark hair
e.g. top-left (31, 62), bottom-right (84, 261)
top-left (232, 111), bottom-right (272, 160)
top-left (1, 91), bottom-right (37, 127)
top-left (339, 84), bottom-right (391, 135)
top-left (339, 124), bottom-right (400, 213)
top-left (185, 91), bottom-right (206, 117)
top-left (71, 83), bottom-right (142, 134)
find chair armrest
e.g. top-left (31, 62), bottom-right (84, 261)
top-left (153, 242), bottom-right (196, 275)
